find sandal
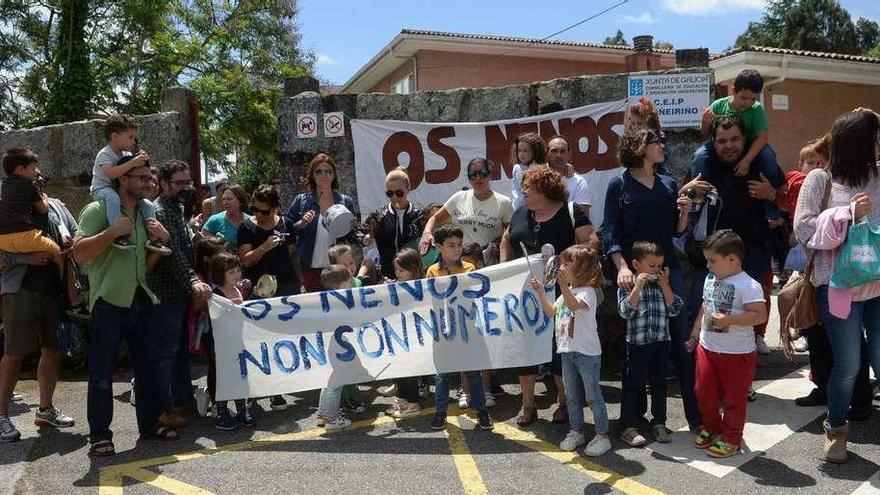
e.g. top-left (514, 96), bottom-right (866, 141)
top-left (89, 439), bottom-right (115, 457)
top-left (149, 425), bottom-right (179, 441)
top-left (551, 406), bottom-right (569, 424)
top-left (516, 407), bottom-right (538, 427)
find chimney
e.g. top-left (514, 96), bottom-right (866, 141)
top-left (626, 34), bottom-right (662, 72)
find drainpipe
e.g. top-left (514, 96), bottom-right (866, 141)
top-left (412, 56), bottom-right (418, 92)
top-left (761, 55), bottom-right (790, 102)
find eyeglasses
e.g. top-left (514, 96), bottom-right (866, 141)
top-left (127, 174), bottom-right (156, 184)
top-left (467, 170), bottom-right (490, 181)
top-left (252, 207), bottom-right (273, 215)
top-left (172, 180), bottom-right (193, 187)
top-left (385, 190), bottom-right (405, 198)
top-left (314, 168), bottom-right (334, 176)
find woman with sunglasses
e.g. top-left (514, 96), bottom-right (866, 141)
top-left (201, 184), bottom-right (251, 251)
top-left (601, 129), bottom-right (697, 431)
top-left (285, 153), bottom-right (359, 292)
top-left (419, 158), bottom-right (512, 264)
top-left (371, 168), bottom-right (423, 280)
top-left (500, 165), bottom-right (597, 426)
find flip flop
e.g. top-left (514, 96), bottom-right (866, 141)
top-left (516, 407), bottom-right (537, 427)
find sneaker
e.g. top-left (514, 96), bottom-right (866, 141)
top-left (559, 429), bottom-right (586, 451)
top-left (652, 424), bottom-right (671, 443)
top-left (342, 397), bottom-right (366, 414)
top-left (393, 401), bottom-right (421, 419)
top-left (429, 412), bottom-right (447, 430)
top-left (874, 384), bottom-right (880, 402)
top-left (214, 409), bottom-right (238, 431)
top-left (756, 337), bottom-right (772, 355)
top-left (195, 387), bottom-right (211, 418)
top-left (795, 388), bottom-right (827, 407)
top-left (458, 393), bottom-right (470, 409)
top-left (324, 415), bottom-right (351, 430)
top-left (484, 393), bottom-right (496, 408)
top-left (113, 236), bottom-right (135, 250)
top-left (418, 382), bottom-right (431, 398)
top-left (620, 427), bottom-right (646, 447)
top-left (792, 336), bottom-right (809, 353)
top-left (693, 428), bottom-right (716, 449)
top-left (476, 409), bottom-right (493, 430)
top-left (747, 388), bottom-right (757, 402)
top-left (145, 240), bottom-right (172, 255)
top-left (129, 378), bottom-right (136, 406)
top-left (377, 383), bottom-right (398, 397)
top-left (34, 407), bottom-right (75, 428)
top-left (10, 392), bottom-right (23, 402)
top-left (0, 415), bottom-right (21, 442)
top-left (584, 435), bottom-right (612, 457)
top-left (236, 408), bottom-right (256, 428)
top-left (707, 439), bottom-right (741, 458)
top-left (269, 395), bottom-right (288, 411)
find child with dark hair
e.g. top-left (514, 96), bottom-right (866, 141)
top-left (510, 132), bottom-right (548, 210)
top-left (316, 265), bottom-right (357, 430)
top-left (0, 149), bottom-right (63, 270)
top-left (690, 229), bottom-right (767, 458)
top-left (616, 241), bottom-right (683, 447)
top-left (461, 242), bottom-right (484, 268)
top-left (425, 226), bottom-right (492, 431)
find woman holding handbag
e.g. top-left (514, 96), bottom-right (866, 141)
top-left (794, 109), bottom-right (880, 464)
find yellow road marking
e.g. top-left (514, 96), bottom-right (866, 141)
top-left (97, 469), bottom-right (123, 495)
top-left (491, 421), bottom-right (666, 495)
top-left (445, 414), bottom-right (489, 495)
top-left (124, 468), bottom-right (215, 495)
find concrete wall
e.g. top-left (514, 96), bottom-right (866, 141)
top-left (716, 78), bottom-right (880, 170)
top-left (367, 49), bottom-right (676, 93)
top-left (0, 87), bottom-right (198, 216)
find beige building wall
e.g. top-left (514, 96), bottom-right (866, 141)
top-left (368, 49), bottom-right (675, 93)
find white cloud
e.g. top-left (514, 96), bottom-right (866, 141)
top-left (621, 12), bottom-right (656, 24)
top-left (316, 53), bottom-right (339, 66)
top-left (661, 0), bottom-right (765, 16)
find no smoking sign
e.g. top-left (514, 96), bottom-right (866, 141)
top-left (323, 112), bottom-right (345, 138)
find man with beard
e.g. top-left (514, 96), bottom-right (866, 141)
top-left (546, 135), bottom-right (591, 218)
top-left (73, 158), bottom-right (175, 456)
top-left (147, 160), bottom-right (212, 424)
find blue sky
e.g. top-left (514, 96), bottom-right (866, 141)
top-left (298, 0), bottom-right (880, 85)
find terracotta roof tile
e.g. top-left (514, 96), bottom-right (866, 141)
top-left (713, 45), bottom-right (880, 64)
top-left (399, 28), bottom-right (675, 54)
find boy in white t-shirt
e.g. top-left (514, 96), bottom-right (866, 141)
top-left (690, 229), bottom-right (767, 458)
top-left (532, 244), bottom-right (610, 457)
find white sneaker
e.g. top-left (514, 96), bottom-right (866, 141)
top-left (377, 383), bottom-right (397, 397)
top-left (484, 393), bottom-right (496, 408)
top-left (392, 401), bottom-right (421, 419)
top-left (129, 378), bottom-right (136, 406)
top-left (324, 415), bottom-right (351, 430)
top-left (195, 387), bottom-right (210, 418)
top-left (559, 429), bottom-right (586, 451)
top-left (583, 435), bottom-right (612, 457)
top-left (791, 336), bottom-right (809, 353)
top-left (756, 337), bottom-right (772, 355)
top-left (458, 393), bottom-right (470, 409)
top-left (875, 385), bottom-right (880, 401)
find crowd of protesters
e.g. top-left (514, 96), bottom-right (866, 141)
top-left (0, 69), bottom-right (877, 466)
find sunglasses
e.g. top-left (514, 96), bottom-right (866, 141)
top-left (467, 170), bottom-right (490, 180)
top-left (385, 190), bottom-right (405, 198)
top-left (252, 207), bottom-right (273, 215)
top-left (314, 168), bottom-right (334, 176)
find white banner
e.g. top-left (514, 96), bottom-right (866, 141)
top-left (351, 99), bottom-right (629, 227)
top-left (210, 257), bottom-right (552, 401)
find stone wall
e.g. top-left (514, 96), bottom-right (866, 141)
top-left (0, 87), bottom-right (198, 216)
top-left (276, 68), bottom-right (712, 209)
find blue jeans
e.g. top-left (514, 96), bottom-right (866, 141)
top-left (435, 370), bottom-right (485, 413)
top-left (669, 266), bottom-right (700, 428)
top-left (817, 286), bottom-right (880, 427)
top-left (621, 341), bottom-right (670, 429)
top-left (318, 386), bottom-right (343, 419)
top-left (87, 290), bottom-right (163, 442)
top-left (92, 186), bottom-right (156, 225)
top-left (156, 301), bottom-right (194, 408)
top-left (692, 142), bottom-right (780, 220)
top-left (561, 352), bottom-right (609, 434)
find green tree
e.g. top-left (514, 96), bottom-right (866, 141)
top-left (603, 29), bottom-right (627, 46)
top-left (654, 40), bottom-right (674, 50)
top-left (856, 18), bottom-right (879, 54)
top-left (736, 0), bottom-right (862, 54)
top-left (43, 0), bottom-right (94, 124)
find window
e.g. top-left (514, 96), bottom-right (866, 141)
top-left (391, 73), bottom-right (414, 94)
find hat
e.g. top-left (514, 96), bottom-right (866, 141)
top-left (322, 204), bottom-right (355, 239)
